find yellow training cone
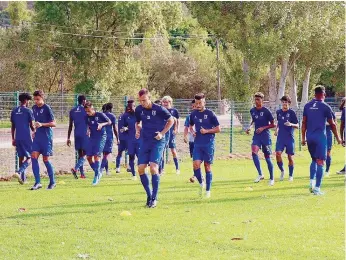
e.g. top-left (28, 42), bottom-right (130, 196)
top-left (120, 211), bottom-right (132, 217)
top-left (244, 187), bottom-right (253, 191)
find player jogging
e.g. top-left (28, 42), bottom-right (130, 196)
top-left (115, 111), bottom-right (128, 173)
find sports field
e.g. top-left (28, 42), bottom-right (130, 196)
top-left (0, 146), bottom-right (344, 259)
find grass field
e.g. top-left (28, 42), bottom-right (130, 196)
top-left (0, 147), bottom-right (344, 259)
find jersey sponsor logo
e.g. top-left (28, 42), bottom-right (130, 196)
top-left (204, 114), bottom-right (208, 119)
top-left (152, 110), bottom-right (156, 116)
top-left (40, 109), bottom-right (44, 114)
top-left (147, 116), bottom-right (150, 119)
top-left (260, 112), bottom-right (264, 116)
top-left (95, 117), bottom-right (99, 121)
top-left (199, 119), bottom-right (202, 123)
top-left (286, 113), bottom-right (290, 118)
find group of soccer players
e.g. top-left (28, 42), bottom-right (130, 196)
top-left (10, 86), bottom-right (345, 207)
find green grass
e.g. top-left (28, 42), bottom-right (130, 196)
top-left (0, 121), bottom-right (11, 128)
top-left (0, 147), bottom-right (344, 259)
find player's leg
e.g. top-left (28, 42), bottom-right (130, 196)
top-left (115, 141), bottom-right (125, 173)
top-left (202, 144), bottom-right (215, 198)
top-left (312, 138), bottom-right (327, 195)
top-left (286, 141), bottom-right (295, 181)
top-left (137, 142), bottom-right (152, 207)
top-left (78, 149), bottom-right (87, 178)
top-left (307, 139), bottom-right (317, 192)
top-left (101, 152), bottom-right (110, 175)
top-left (325, 150), bottom-right (331, 176)
top-left (127, 141), bottom-right (136, 179)
top-left (251, 144), bottom-right (264, 182)
top-left (275, 141), bottom-right (285, 181)
top-left (16, 140), bottom-right (32, 184)
top-left (262, 143), bottom-right (274, 186)
top-left (31, 142), bottom-right (42, 190)
top-left (169, 135), bottom-right (180, 174)
top-left (43, 155), bottom-right (56, 189)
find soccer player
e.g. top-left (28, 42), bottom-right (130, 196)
top-left (184, 100), bottom-right (197, 183)
top-left (161, 96), bottom-right (181, 174)
top-left (101, 103), bottom-right (119, 175)
top-left (301, 86), bottom-right (342, 195)
top-left (123, 100), bottom-right (140, 180)
top-left (135, 89), bottom-right (174, 208)
top-left (31, 90), bottom-right (57, 190)
top-left (274, 96), bottom-right (299, 181)
top-left (11, 93), bottom-right (35, 184)
top-left (115, 111), bottom-right (128, 173)
top-left (67, 95), bottom-right (88, 179)
top-left (84, 101), bottom-right (111, 185)
top-left (189, 93), bottom-right (221, 198)
top-left (337, 98), bottom-right (345, 174)
top-left (245, 92), bottom-right (275, 186)
top-left (325, 110), bottom-right (336, 176)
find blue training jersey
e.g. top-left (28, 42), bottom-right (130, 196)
top-left (276, 109), bottom-right (298, 141)
top-left (185, 114), bottom-right (195, 143)
top-left (189, 109), bottom-right (220, 145)
top-left (135, 103), bottom-right (172, 140)
top-left (10, 106), bottom-right (34, 141)
top-left (250, 107), bottom-right (274, 140)
top-left (118, 113), bottom-right (128, 141)
top-left (32, 104), bottom-right (55, 140)
top-left (326, 111), bottom-right (336, 133)
top-left (341, 108), bottom-right (345, 122)
top-left (303, 99), bottom-right (334, 136)
top-left (167, 108), bottom-right (180, 134)
top-left (104, 112), bottom-right (117, 139)
top-left (87, 112), bottom-right (110, 139)
top-left (123, 112), bottom-right (139, 142)
top-left (69, 105), bottom-right (88, 138)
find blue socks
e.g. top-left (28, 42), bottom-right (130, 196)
top-left (94, 161), bottom-right (101, 177)
top-left (316, 164), bottom-right (324, 188)
top-left (310, 160), bottom-right (317, 180)
top-left (206, 171), bottom-right (212, 191)
top-left (32, 158), bottom-right (40, 184)
top-left (105, 160), bottom-right (109, 173)
top-left (140, 174), bottom-right (152, 198)
top-left (277, 161), bottom-right (284, 172)
top-left (265, 157), bottom-right (274, 180)
top-left (75, 157), bottom-right (85, 171)
top-left (252, 153), bottom-right (262, 176)
top-left (326, 155), bottom-right (331, 173)
top-left (193, 168), bottom-right (203, 184)
top-left (129, 157), bottom-right (135, 176)
top-left (151, 174), bottom-right (160, 200)
top-left (44, 161), bottom-right (55, 184)
top-left (116, 154), bottom-right (122, 168)
top-left (101, 158), bottom-right (107, 172)
top-left (18, 159), bottom-right (30, 174)
top-left (173, 157), bottom-right (179, 170)
top-left (289, 165), bottom-right (294, 177)
top-left (79, 166), bottom-right (84, 176)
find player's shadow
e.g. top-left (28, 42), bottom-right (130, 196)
top-left (5, 209), bottom-right (96, 220)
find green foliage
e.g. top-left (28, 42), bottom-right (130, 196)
top-left (74, 79), bottom-right (95, 94)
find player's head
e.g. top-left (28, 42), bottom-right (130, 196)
top-left (126, 99), bottom-right (136, 113)
top-left (161, 96), bottom-right (173, 109)
top-left (154, 99), bottom-right (162, 105)
top-left (254, 92), bottom-right (264, 107)
top-left (138, 88), bottom-right (151, 109)
top-left (102, 104), bottom-right (107, 113)
top-left (33, 90), bottom-right (45, 106)
top-left (314, 85), bottom-right (326, 100)
top-left (194, 93), bottom-right (206, 111)
top-left (191, 99), bottom-right (196, 110)
top-left (106, 103), bottom-right (113, 112)
top-left (78, 95), bottom-right (86, 106)
top-left (339, 97), bottom-right (345, 111)
top-left (280, 95), bottom-right (291, 110)
top-left (84, 101), bottom-right (95, 116)
top-left (18, 93), bottom-right (32, 107)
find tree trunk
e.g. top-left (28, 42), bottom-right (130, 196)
top-left (268, 62), bottom-right (277, 110)
top-left (301, 66), bottom-right (311, 105)
top-left (287, 66), bottom-right (298, 110)
top-left (242, 57), bottom-right (250, 87)
top-left (276, 58), bottom-right (288, 105)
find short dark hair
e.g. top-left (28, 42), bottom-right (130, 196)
top-left (314, 86), bottom-right (326, 95)
top-left (127, 99), bottom-right (135, 104)
top-left (102, 104), bottom-right (107, 112)
top-left (106, 103), bottom-right (113, 111)
top-left (19, 93), bottom-right (32, 103)
top-left (154, 99), bottom-right (162, 105)
top-left (191, 100), bottom-right (195, 104)
top-left (78, 95), bottom-right (86, 105)
top-left (33, 90), bottom-right (44, 98)
top-left (84, 101), bottom-right (93, 109)
top-left (138, 88), bottom-right (149, 97)
top-left (254, 92), bottom-right (264, 99)
top-left (194, 93), bottom-right (205, 100)
top-left (280, 95), bottom-right (291, 104)
top-left (340, 98), bottom-right (345, 111)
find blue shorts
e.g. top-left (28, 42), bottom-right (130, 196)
top-left (118, 139), bottom-right (127, 154)
top-left (326, 130), bottom-right (333, 151)
top-left (32, 138), bottom-right (53, 156)
top-left (127, 140), bottom-right (139, 156)
top-left (87, 136), bottom-right (106, 157)
top-left (307, 133), bottom-right (327, 160)
top-left (103, 137), bottom-right (114, 153)
top-left (252, 136), bottom-right (272, 155)
top-left (74, 135), bottom-right (89, 151)
top-left (138, 138), bottom-right (166, 165)
top-left (276, 139), bottom-right (295, 155)
top-left (169, 134), bottom-right (176, 149)
top-left (193, 144), bottom-right (215, 164)
top-left (16, 139), bottom-right (32, 158)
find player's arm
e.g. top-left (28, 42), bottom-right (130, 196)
top-left (174, 110), bottom-right (180, 135)
top-left (245, 120), bottom-right (253, 135)
top-left (256, 120), bottom-right (275, 134)
top-left (340, 120), bottom-right (345, 144)
top-left (11, 122), bottom-right (16, 146)
top-left (113, 122), bottom-right (119, 143)
top-left (67, 114), bottom-right (73, 146)
top-left (200, 112), bottom-right (221, 134)
top-left (161, 117), bottom-right (174, 136)
top-left (301, 116), bottom-right (307, 145)
top-left (97, 114), bottom-right (111, 131)
top-left (135, 108), bottom-right (142, 139)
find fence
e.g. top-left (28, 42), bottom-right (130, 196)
top-left (0, 92), bottom-right (342, 176)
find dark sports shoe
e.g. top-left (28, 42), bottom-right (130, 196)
top-left (47, 183), bottom-right (56, 190)
top-left (149, 199), bottom-right (157, 208)
top-left (146, 197), bottom-right (151, 208)
top-left (30, 183), bottom-right (42, 190)
top-left (71, 168), bottom-right (78, 179)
